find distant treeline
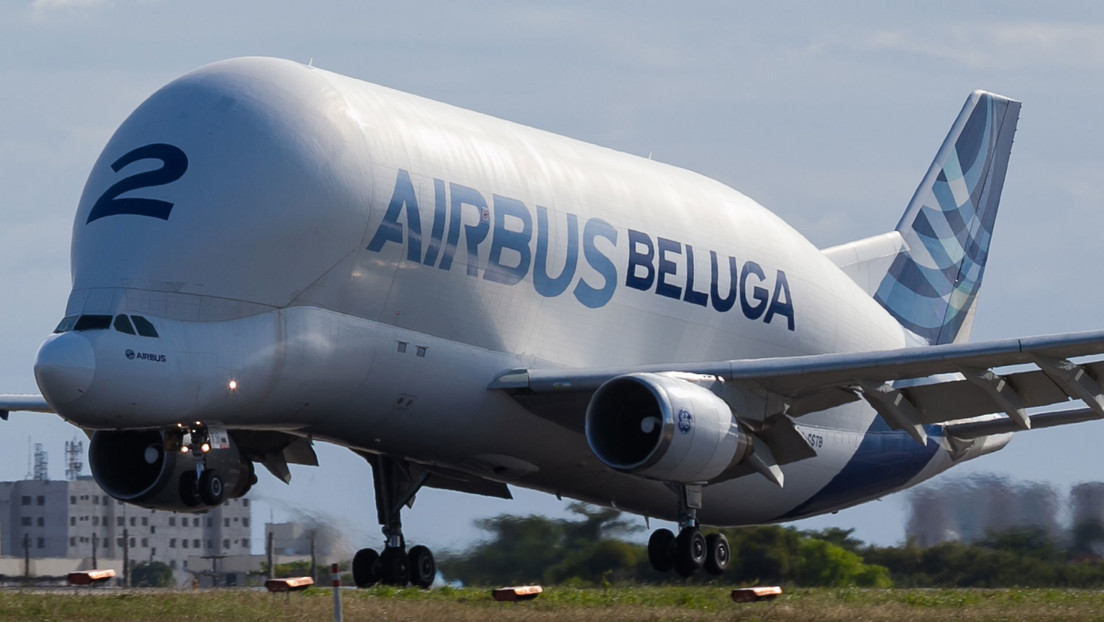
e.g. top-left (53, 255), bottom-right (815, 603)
top-left (437, 504), bottom-right (1104, 588)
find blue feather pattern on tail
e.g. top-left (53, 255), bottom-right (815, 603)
top-left (874, 92), bottom-right (1020, 345)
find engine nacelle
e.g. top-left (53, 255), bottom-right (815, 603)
top-left (89, 428), bottom-right (253, 512)
top-left (585, 373), bottom-right (750, 483)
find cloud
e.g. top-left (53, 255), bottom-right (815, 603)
top-left (31, 0), bottom-right (109, 9)
top-left (853, 22), bottom-right (1104, 69)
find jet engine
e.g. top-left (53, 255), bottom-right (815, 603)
top-left (88, 428), bottom-right (254, 512)
top-left (585, 373), bottom-right (751, 483)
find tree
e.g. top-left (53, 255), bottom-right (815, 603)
top-left (441, 514), bottom-right (567, 585)
top-left (802, 527), bottom-right (864, 554)
top-left (719, 526), bottom-right (890, 587)
top-left (442, 512), bottom-right (894, 587)
top-left (1071, 519), bottom-right (1104, 558)
top-left (721, 525), bottom-right (804, 584)
top-left (796, 538), bottom-right (890, 587)
top-left (130, 561), bottom-right (174, 587)
top-left (441, 504), bottom-right (647, 586)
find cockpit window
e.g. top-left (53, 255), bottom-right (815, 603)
top-left (53, 316), bottom-right (78, 334)
top-left (131, 315), bottom-right (160, 338)
top-left (113, 315), bottom-right (136, 335)
top-left (53, 314), bottom-right (160, 338)
top-left (73, 315), bottom-right (112, 331)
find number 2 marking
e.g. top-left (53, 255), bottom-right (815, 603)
top-left (86, 143), bottom-right (188, 224)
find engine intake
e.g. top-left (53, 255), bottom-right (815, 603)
top-left (89, 428), bottom-right (252, 512)
top-left (585, 373), bottom-right (750, 483)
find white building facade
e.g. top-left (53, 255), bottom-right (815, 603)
top-left (0, 477), bottom-right (251, 576)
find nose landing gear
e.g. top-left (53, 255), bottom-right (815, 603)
top-left (174, 422), bottom-right (253, 509)
top-left (351, 454), bottom-right (437, 589)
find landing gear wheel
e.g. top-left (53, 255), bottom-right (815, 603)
top-left (674, 527), bottom-right (707, 578)
top-left (379, 547), bottom-right (410, 586)
top-left (704, 532), bottom-right (730, 575)
top-left (198, 469), bottom-right (225, 506)
top-left (239, 460), bottom-right (258, 497)
top-left (352, 548), bottom-right (380, 587)
top-left (408, 545), bottom-right (436, 589)
top-left (648, 528), bottom-right (676, 573)
top-left (179, 471), bottom-right (201, 507)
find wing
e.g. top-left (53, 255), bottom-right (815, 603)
top-left (0, 394), bottom-right (54, 420)
top-left (491, 329), bottom-right (1104, 445)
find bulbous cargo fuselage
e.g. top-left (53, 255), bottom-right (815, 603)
top-left (33, 57), bottom-right (949, 526)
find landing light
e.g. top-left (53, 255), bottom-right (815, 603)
top-left (228, 379), bottom-right (238, 391)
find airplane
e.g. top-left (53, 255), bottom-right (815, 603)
top-left (3, 56), bottom-right (1104, 588)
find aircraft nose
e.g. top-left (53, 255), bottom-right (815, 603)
top-left (34, 332), bottom-right (96, 405)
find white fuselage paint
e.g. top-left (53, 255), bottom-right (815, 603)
top-left (42, 57), bottom-right (990, 525)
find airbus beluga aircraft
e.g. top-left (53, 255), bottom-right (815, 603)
top-left (4, 57), bottom-right (1104, 587)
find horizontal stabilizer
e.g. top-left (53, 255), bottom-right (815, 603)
top-left (822, 232), bottom-right (907, 297)
top-left (0, 394), bottom-right (54, 420)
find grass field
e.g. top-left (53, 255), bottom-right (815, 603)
top-left (3, 585), bottom-right (1104, 621)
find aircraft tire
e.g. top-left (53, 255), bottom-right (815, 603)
top-left (198, 469), bottom-right (225, 506)
top-left (379, 546), bottom-right (410, 586)
top-left (408, 545), bottom-right (436, 589)
top-left (704, 532), bottom-right (730, 575)
top-left (179, 471), bottom-right (201, 507)
top-left (238, 460), bottom-right (257, 497)
top-left (647, 528), bottom-right (676, 572)
top-left (674, 527), bottom-right (706, 578)
top-left (352, 548), bottom-right (380, 587)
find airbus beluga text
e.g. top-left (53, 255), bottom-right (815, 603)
top-left (5, 57), bottom-right (1104, 587)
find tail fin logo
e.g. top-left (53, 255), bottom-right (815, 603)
top-left (874, 92), bottom-right (1020, 344)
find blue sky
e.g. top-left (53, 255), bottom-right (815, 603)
top-left (2, 1), bottom-right (1104, 554)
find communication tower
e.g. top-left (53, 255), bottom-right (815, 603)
top-left (32, 442), bottom-right (48, 481)
top-left (66, 438), bottom-right (84, 481)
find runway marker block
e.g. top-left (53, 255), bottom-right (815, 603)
top-left (731, 586), bottom-right (782, 603)
top-left (67, 569), bottom-right (116, 586)
top-left (493, 585), bottom-right (543, 601)
top-left (265, 576), bottom-right (315, 592)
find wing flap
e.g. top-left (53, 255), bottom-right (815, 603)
top-left (902, 364), bottom-right (1080, 424)
top-left (945, 407), bottom-right (1103, 439)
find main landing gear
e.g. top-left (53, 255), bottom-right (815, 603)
top-left (646, 484), bottom-right (730, 578)
top-left (351, 455), bottom-right (437, 589)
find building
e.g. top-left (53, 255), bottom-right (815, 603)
top-left (906, 475), bottom-right (1060, 547)
top-left (268, 521), bottom-right (343, 557)
top-left (1072, 483), bottom-right (1104, 527)
top-left (0, 477), bottom-right (251, 579)
top-left (1071, 482), bottom-right (1104, 558)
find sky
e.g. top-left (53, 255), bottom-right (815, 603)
top-left (2, 1), bottom-right (1104, 557)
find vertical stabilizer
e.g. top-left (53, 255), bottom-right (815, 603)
top-left (874, 91), bottom-right (1020, 344)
